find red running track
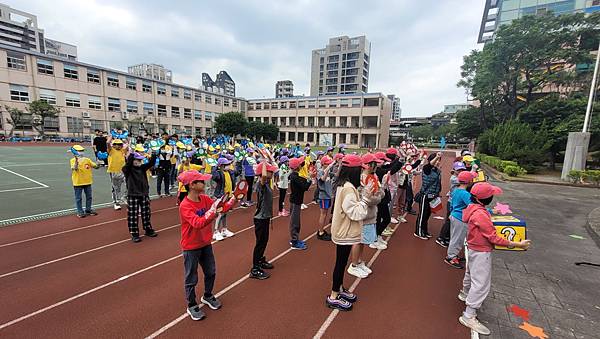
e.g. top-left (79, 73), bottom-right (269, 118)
top-left (0, 153), bottom-right (469, 338)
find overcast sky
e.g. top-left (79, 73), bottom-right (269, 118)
top-left (15, 0), bottom-right (484, 117)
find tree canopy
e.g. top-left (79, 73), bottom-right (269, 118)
top-left (214, 111), bottom-right (248, 136)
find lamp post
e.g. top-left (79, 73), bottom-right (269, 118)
top-left (561, 41), bottom-right (599, 180)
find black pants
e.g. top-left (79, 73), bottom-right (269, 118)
top-left (438, 200), bottom-right (452, 241)
top-left (331, 244), bottom-right (352, 292)
top-left (246, 176), bottom-right (255, 202)
top-left (156, 165), bottom-right (171, 195)
top-left (278, 188), bottom-right (287, 212)
top-left (183, 245), bottom-right (216, 307)
top-left (415, 194), bottom-right (433, 236)
top-left (253, 218), bottom-right (270, 267)
top-left (375, 190), bottom-right (391, 236)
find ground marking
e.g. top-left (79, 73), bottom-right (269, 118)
top-left (0, 162), bottom-right (66, 167)
top-left (0, 166), bottom-right (48, 188)
top-left (0, 186), bottom-right (47, 193)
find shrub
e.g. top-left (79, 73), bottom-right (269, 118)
top-left (504, 165), bottom-right (527, 177)
top-left (498, 160), bottom-right (518, 172)
top-left (582, 170), bottom-right (600, 186)
top-left (568, 170), bottom-right (583, 183)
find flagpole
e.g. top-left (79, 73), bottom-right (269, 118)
top-left (583, 41), bottom-right (600, 133)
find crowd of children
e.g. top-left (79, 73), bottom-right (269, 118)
top-left (69, 133), bottom-right (531, 336)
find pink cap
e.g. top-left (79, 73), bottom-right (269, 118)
top-left (361, 153), bottom-right (382, 165)
top-left (334, 153), bottom-right (344, 161)
top-left (178, 170), bottom-right (212, 185)
top-left (321, 155), bottom-right (333, 166)
top-left (374, 151), bottom-right (391, 162)
top-left (386, 147), bottom-right (399, 156)
top-left (289, 156), bottom-right (305, 170)
top-left (470, 182), bottom-right (503, 199)
top-left (342, 154), bottom-right (362, 168)
top-left (255, 162), bottom-right (278, 175)
top-left (457, 171), bottom-right (477, 184)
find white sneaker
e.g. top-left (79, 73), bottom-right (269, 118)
top-left (113, 204), bottom-right (121, 210)
top-left (301, 204), bottom-right (308, 210)
top-left (459, 316), bottom-right (491, 335)
top-left (347, 264), bottom-right (368, 278)
top-left (369, 240), bottom-right (387, 250)
top-left (378, 236), bottom-right (388, 245)
top-left (213, 232), bottom-right (224, 241)
top-left (391, 217), bottom-right (399, 224)
top-left (221, 228), bottom-right (235, 238)
top-left (458, 290), bottom-right (468, 302)
top-left (399, 216), bottom-right (407, 223)
top-left (357, 262), bottom-right (372, 275)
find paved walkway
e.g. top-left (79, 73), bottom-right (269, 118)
top-left (478, 180), bottom-right (600, 339)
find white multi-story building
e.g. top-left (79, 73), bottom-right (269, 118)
top-left (127, 63), bottom-right (173, 83)
top-left (275, 80), bottom-right (293, 98)
top-left (387, 94), bottom-right (402, 121)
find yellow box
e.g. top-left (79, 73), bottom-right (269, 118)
top-left (492, 215), bottom-right (527, 251)
top-left (472, 169), bottom-right (486, 183)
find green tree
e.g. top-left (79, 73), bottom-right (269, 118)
top-left (27, 100), bottom-right (61, 139)
top-left (408, 124), bottom-right (433, 140)
top-left (246, 121), bottom-right (279, 141)
top-left (214, 111), bottom-right (248, 136)
top-left (4, 105), bottom-right (29, 137)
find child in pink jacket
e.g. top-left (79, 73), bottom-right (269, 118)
top-left (458, 182), bottom-right (531, 336)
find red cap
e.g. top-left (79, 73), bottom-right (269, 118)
top-left (374, 151), bottom-right (391, 162)
top-left (386, 147), bottom-right (399, 156)
top-left (342, 154), bottom-right (363, 168)
top-left (361, 153), bottom-right (382, 165)
top-left (289, 156), bottom-right (305, 170)
top-left (255, 162), bottom-right (278, 175)
top-left (321, 155), bottom-right (333, 166)
top-left (334, 153), bottom-right (344, 161)
top-left (178, 170), bottom-right (211, 185)
top-left (457, 171), bottom-right (477, 184)
top-left (470, 182), bottom-right (503, 200)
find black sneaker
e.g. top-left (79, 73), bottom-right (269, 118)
top-left (249, 267), bottom-right (270, 280)
top-left (145, 229), bottom-right (158, 237)
top-left (317, 231), bottom-right (332, 241)
top-left (259, 257), bottom-right (274, 270)
top-left (201, 295), bottom-right (222, 310)
top-left (435, 238), bottom-right (448, 248)
top-left (413, 233), bottom-right (428, 240)
top-left (326, 295), bottom-right (352, 311)
top-left (444, 257), bottom-right (464, 269)
top-left (86, 210), bottom-right (98, 216)
top-left (458, 257), bottom-right (466, 263)
top-left (77, 213), bottom-right (86, 218)
top-left (338, 288), bottom-right (358, 303)
top-left (186, 305), bottom-right (206, 321)
top-left (132, 236), bottom-right (142, 243)
top-left (425, 232), bottom-right (433, 238)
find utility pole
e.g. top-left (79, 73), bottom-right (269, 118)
top-left (583, 41), bottom-right (600, 133)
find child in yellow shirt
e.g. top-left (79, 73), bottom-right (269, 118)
top-left (70, 145), bottom-right (99, 218)
top-left (107, 138), bottom-right (129, 210)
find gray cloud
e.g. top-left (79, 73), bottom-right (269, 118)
top-left (14, 0), bottom-right (483, 116)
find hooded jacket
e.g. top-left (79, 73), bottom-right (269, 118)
top-left (462, 203), bottom-right (510, 252)
top-left (331, 182), bottom-right (369, 245)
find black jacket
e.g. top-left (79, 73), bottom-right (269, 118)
top-left (289, 172), bottom-right (311, 205)
top-left (123, 154), bottom-right (156, 196)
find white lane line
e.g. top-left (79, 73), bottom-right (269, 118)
top-left (313, 225), bottom-right (396, 339)
top-left (1, 162), bottom-right (65, 167)
top-left (0, 206), bottom-right (178, 248)
top-left (0, 166), bottom-right (48, 188)
top-left (0, 186), bottom-right (46, 193)
top-left (471, 329), bottom-right (479, 339)
top-left (0, 223), bottom-right (180, 279)
top-left (145, 206), bottom-right (322, 339)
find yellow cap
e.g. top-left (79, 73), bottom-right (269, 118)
top-left (234, 143), bottom-right (241, 148)
top-left (186, 145), bottom-right (192, 151)
top-left (462, 155), bottom-right (474, 162)
top-left (112, 139), bottom-right (124, 145)
top-left (134, 144), bottom-right (145, 152)
top-left (208, 146), bottom-right (215, 152)
top-left (72, 145), bottom-right (85, 151)
top-left (215, 145), bottom-right (221, 150)
top-left (176, 141), bottom-right (185, 149)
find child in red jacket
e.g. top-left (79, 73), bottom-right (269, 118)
top-left (458, 182), bottom-right (531, 335)
top-left (178, 170), bottom-right (236, 321)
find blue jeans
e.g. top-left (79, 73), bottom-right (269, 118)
top-left (74, 185), bottom-right (92, 214)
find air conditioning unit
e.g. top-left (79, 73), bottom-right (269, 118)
top-left (82, 111), bottom-right (91, 119)
top-left (121, 111), bottom-right (129, 120)
top-left (83, 120), bottom-right (91, 128)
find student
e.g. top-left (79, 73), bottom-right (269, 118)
top-left (347, 153), bottom-right (384, 279)
top-left (249, 161), bottom-right (278, 280)
top-left (123, 151), bottom-right (158, 243)
top-left (212, 157), bottom-right (235, 241)
top-left (316, 155), bottom-right (335, 241)
top-left (326, 154), bottom-right (372, 311)
top-left (385, 148), bottom-right (405, 224)
top-left (107, 138), bottom-right (129, 210)
top-left (444, 171), bottom-right (477, 268)
top-left (373, 151), bottom-right (399, 249)
top-left (288, 156), bottom-right (311, 250)
top-left (170, 135), bottom-right (181, 190)
top-left (177, 156), bottom-right (203, 204)
top-left (92, 129), bottom-right (108, 166)
top-left (241, 148), bottom-right (256, 207)
top-left (177, 170), bottom-right (236, 321)
top-left (276, 156), bottom-right (291, 217)
top-left (436, 161), bottom-right (466, 247)
top-left (157, 137), bottom-right (173, 197)
top-left (70, 145), bottom-right (99, 218)
top-left (414, 153), bottom-right (442, 240)
top-left (458, 182), bottom-right (531, 335)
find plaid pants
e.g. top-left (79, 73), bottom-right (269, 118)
top-left (127, 195), bottom-right (153, 236)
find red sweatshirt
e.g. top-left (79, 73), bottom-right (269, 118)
top-left (463, 203), bottom-right (510, 252)
top-left (179, 194), bottom-right (216, 251)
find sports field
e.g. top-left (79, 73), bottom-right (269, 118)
top-left (0, 145), bottom-right (152, 224)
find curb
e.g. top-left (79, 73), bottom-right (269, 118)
top-left (585, 207), bottom-right (600, 249)
top-left (481, 164), bottom-right (600, 189)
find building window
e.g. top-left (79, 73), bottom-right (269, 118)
top-left (107, 97), bottom-right (121, 112)
top-left (88, 96), bottom-right (102, 109)
top-left (288, 132), bottom-right (295, 142)
top-left (67, 117), bottom-right (83, 133)
top-left (7, 51), bottom-right (26, 70)
top-left (142, 81), bottom-right (152, 92)
top-left (9, 85), bottom-right (29, 102)
top-left (126, 78), bottom-right (137, 90)
top-left (352, 98), bottom-right (361, 107)
top-left (308, 100), bottom-right (316, 108)
top-left (254, 103), bottom-right (261, 110)
top-left (224, 98), bottom-right (230, 107)
top-left (290, 117), bottom-right (296, 126)
top-left (298, 117), bottom-right (305, 127)
top-left (143, 102), bottom-right (154, 115)
top-left (339, 133), bottom-right (346, 144)
top-left (194, 110), bottom-right (202, 120)
top-left (318, 117), bottom-right (325, 127)
top-left (351, 117), bottom-right (359, 128)
top-left (363, 116), bottom-right (378, 128)
top-left (157, 84), bottom-right (166, 95)
top-left (64, 64), bottom-right (79, 79)
top-left (298, 132), bottom-right (304, 142)
top-left (39, 89), bottom-right (56, 105)
top-left (90, 119), bottom-right (105, 131)
top-left (37, 59), bottom-right (54, 75)
top-left (364, 98), bottom-right (379, 106)
top-left (184, 89), bottom-right (191, 100)
top-left (264, 102), bottom-right (270, 109)
top-left (350, 134), bottom-right (358, 144)
top-left (171, 106), bottom-right (180, 118)
top-left (157, 104), bottom-right (167, 116)
top-left (87, 69), bottom-right (100, 83)
top-left (172, 125), bottom-right (181, 133)
top-left (340, 117), bottom-right (347, 127)
top-left (308, 116), bottom-right (314, 127)
top-left (184, 108), bottom-right (192, 119)
top-left (107, 74), bottom-right (119, 87)
top-left (205, 95), bottom-right (212, 104)
top-left (232, 100), bottom-right (238, 108)
top-left (215, 97), bottom-right (222, 106)
top-left (194, 92), bottom-right (202, 102)
top-left (307, 132), bottom-right (314, 143)
top-left (318, 100), bottom-right (326, 108)
top-left (290, 101), bottom-right (296, 109)
top-left (205, 112), bottom-right (213, 120)
top-left (127, 100), bottom-right (138, 114)
top-left (171, 87), bottom-right (180, 97)
top-left (340, 99), bottom-right (349, 107)
top-left (328, 99), bottom-right (338, 108)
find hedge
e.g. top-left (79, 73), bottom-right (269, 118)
top-left (567, 170), bottom-right (600, 186)
top-left (478, 154), bottom-right (528, 177)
